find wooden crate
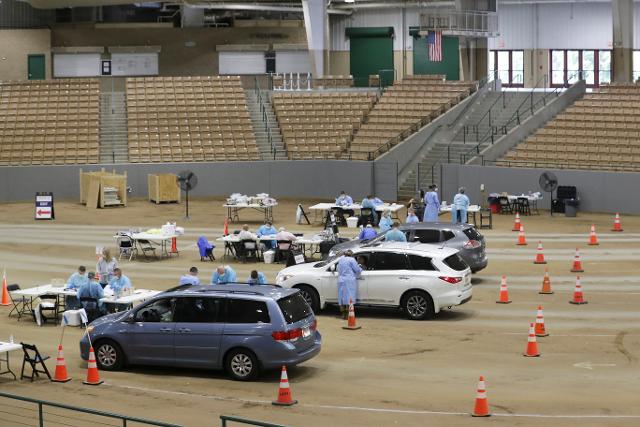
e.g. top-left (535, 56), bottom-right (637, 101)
top-left (80, 168), bottom-right (127, 209)
top-left (148, 173), bottom-right (180, 204)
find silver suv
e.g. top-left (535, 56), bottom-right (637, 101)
top-left (79, 285), bottom-right (321, 381)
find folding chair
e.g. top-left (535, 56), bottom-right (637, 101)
top-left (116, 232), bottom-right (136, 261)
top-left (7, 284), bottom-right (30, 320)
top-left (20, 343), bottom-right (51, 381)
top-left (136, 239), bottom-right (158, 260)
top-left (357, 208), bottom-right (375, 227)
top-left (498, 197), bottom-right (513, 214)
top-left (38, 295), bottom-right (60, 326)
top-left (516, 197), bottom-right (531, 216)
top-left (80, 297), bottom-right (102, 323)
top-left (276, 240), bottom-right (293, 263)
top-left (239, 239), bottom-right (259, 263)
top-left (479, 208), bottom-right (493, 229)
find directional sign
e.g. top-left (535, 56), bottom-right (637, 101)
top-left (35, 192), bottom-right (54, 220)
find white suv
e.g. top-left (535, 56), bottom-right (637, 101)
top-left (276, 242), bottom-right (472, 320)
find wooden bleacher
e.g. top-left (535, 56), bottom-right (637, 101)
top-left (126, 75), bottom-right (259, 163)
top-left (0, 79), bottom-right (100, 166)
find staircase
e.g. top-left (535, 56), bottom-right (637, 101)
top-left (398, 90), bottom-right (548, 199)
top-left (245, 91), bottom-right (287, 160)
top-left (99, 92), bottom-right (128, 164)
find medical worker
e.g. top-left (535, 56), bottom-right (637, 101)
top-left (256, 221), bottom-right (278, 250)
top-left (452, 187), bottom-right (471, 224)
top-left (96, 248), bottom-right (118, 288)
top-left (385, 222), bottom-right (407, 242)
top-left (179, 267), bottom-right (200, 286)
top-left (65, 265), bottom-right (88, 309)
top-left (336, 251), bottom-right (362, 319)
top-left (78, 272), bottom-right (105, 313)
top-left (378, 210), bottom-right (393, 233)
top-left (211, 265), bottom-right (237, 284)
top-left (358, 224), bottom-right (378, 241)
top-left (405, 209), bottom-right (420, 224)
top-left (361, 195), bottom-right (378, 224)
top-left (247, 270), bottom-right (267, 285)
top-left (423, 185), bottom-right (440, 222)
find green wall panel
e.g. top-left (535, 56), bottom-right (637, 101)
top-left (347, 27), bottom-right (394, 87)
top-left (413, 36), bottom-right (460, 81)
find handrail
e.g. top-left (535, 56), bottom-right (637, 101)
top-left (254, 76), bottom-right (277, 160)
top-left (220, 415), bottom-right (287, 427)
top-left (446, 75), bottom-right (494, 129)
top-left (0, 391), bottom-right (182, 427)
top-left (485, 157), bottom-right (640, 172)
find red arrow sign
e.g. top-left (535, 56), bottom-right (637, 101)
top-left (37, 209), bottom-right (51, 215)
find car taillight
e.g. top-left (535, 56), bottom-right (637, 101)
top-left (272, 328), bottom-right (302, 342)
top-left (310, 319), bottom-right (317, 331)
top-left (439, 276), bottom-right (462, 284)
top-left (463, 239), bottom-right (481, 249)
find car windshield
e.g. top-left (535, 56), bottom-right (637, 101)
top-left (278, 293), bottom-right (313, 324)
top-left (443, 254), bottom-right (469, 271)
top-left (314, 254), bottom-right (341, 268)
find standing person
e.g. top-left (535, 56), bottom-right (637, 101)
top-left (78, 272), bottom-right (105, 314)
top-left (379, 210), bottom-right (393, 233)
top-left (335, 191), bottom-right (355, 217)
top-left (385, 222), bottom-right (407, 242)
top-left (452, 187), bottom-right (471, 224)
top-left (405, 209), bottom-right (420, 224)
top-left (179, 267), bottom-right (200, 286)
top-left (96, 248), bottom-right (118, 289)
top-left (211, 265), bottom-right (237, 285)
top-left (65, 265), bottom-right (88, 309)
top-left (336, 250), bottom-right (362, 319)
top-left (247, 270), bottom-right (267, 285)
top-left (423, 185), bottom-right (440, 222)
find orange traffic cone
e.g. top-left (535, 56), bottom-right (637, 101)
top-left (569, 276), bottom-right (588, 305)
top-left (342, 299), bottom-right (361, 330)
top-left (570, 248), bottom-right (584, 273)
top-left (523, 322), bottom-right (541, 357)
top-left (496, 276), bottom-right (512, 304)
top-left (512, 213), bottom-right (521, 232)
top-left (471, 376), bottom-right (491, 417)
top-left (588, 224), bottom-right (599, 246)
top-left (516, 225), bottom-right (527, 246)
top-left (611, 213), bottom-right (623, 232)
top-left (539, 268), bottom-right (553, 294)
top-left (83, 347), bottom-right (103, 385)
top-left (1, 269), bottom-right (9, 306)
top-left (272, 366), bottom-right (297, 406)
top-left (223, 217), bottom-right (229, 236)
top-left (533, 241), bottom-right (547, 264)
top-left (170, 237), bottom-right (178, 254)
top-left (534, 305), bottom-right (548, 337)
top-left (52, 344), bottom-right (71, 383)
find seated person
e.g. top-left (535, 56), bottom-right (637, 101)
top-left (179, 267), bottom-right (200, 286)
top-left (356, 255), bottom-right (368, 270)
top-left (358, 224), bottom-right (378, 241)
top-left (211, 265), bottom-right (237, 285)
top-left (361, 195), bottom-right (379, 225)
top-left (405, 209), bottom-right (420, 224)
top-left (106, 268), bottom-right (133, 312)
top-left (275, 227), bottom-right (297, 242)
top-left (257, 221), bottom-right (278, 250)
top-left (77, 272), bottom-right (105, 314)
top-left (65, 265), bottom-right (88, 310)
top-left (372, 195), bottom-right (384, 206)
top-left (385, 222), bottom-right (408, 242)
top-left (247, 270), bottom-right (267, 285)
top-left (238, 224), bottom-right (257, 241)
top-left (335, 190), bottom-right (355, 217)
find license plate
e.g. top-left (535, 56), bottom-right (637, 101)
top-left (302, 327), bottom-right (311, 338)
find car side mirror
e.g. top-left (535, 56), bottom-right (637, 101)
top-left (123, 313), bottom-right (135, 323)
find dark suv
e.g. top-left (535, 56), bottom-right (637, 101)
top-left (329, 223), bottom-right (487, 273)
top-left (80, 285), bottom-right (321, 381)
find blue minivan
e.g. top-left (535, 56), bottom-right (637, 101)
top-left (79, 285), bottom-right (321, 380)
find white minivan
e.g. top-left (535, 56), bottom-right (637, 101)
top-left (276, 242), bottom-right (472, 320)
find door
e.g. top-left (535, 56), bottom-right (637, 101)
top-left (28, 54), bottom-right (46, 80)
top-left (347, 27), bottom-right (394, 87)
top-left (173, 296), bottom-right (225, 368)
top-left (363, 251), bottom-right (410, 305)
top-left (124, 298), bottom-right (175, 365)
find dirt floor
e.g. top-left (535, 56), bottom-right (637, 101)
top-left (0, 197), bottom-right (639, 427)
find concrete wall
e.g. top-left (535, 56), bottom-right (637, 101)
top-left (441, 164), bottom-right (640, 214)
top-left (0, 29), bottom-right (52, 81)
top-left (0, 160), bottom-right (398, 203)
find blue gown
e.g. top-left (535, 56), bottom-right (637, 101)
top-left (423, 191), bottom-right (440, 222)
top-left (452, 193), bottom-right (470, 224)
top-left (337, 257), bottom-right (362, 305)
top-left (379, 216), bottom-right (393, 232)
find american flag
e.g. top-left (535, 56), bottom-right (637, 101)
top-left (427, 31), bottom-right (443, 62)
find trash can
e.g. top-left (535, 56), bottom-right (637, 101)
top-left (346, 216), bottom-right (359, 228)
top-left (565, 199), bottom-right (579, 217)
top-left (488, 197), bottom-right (500, 214)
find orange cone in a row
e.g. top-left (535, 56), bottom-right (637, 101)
top-left (471, 376), bottom-right (491, 417)
top-left (272, 366), bottom-right (297, 406)
top-left (1, 269), bottom-right (9, 306)
top-left (570, 248), bottom-right (584, 273)
top-left (496, 276), bottom-right (512, 304)
top-left (342, 299), bottom-right (361, 330)
top-left (534, 305), bottom-right (549, 337)
top-left (516, 226), bottom-right (527, 246)
top-left (533, 241), bottom-right (546, 264)
top-left (52, 344), bottom-right (71, 383)
top-left (523, 322), bottom-right (541, 357)
top-left (512, 213), bottom-right (521, 232)
top-left (170, 237), bottom-right (178, 254)
top-left (539, 269), bottom-right (554, 294)
top-left (612, 213), bottom-right (623, 232)
top-left (223, 217), bottom-right (230, 236)
top-left (83, 347), bottom-right (103, 386)
top-left (588, 224), bottom-right (599, 246)
top-left (569, 276), bottom-right (588, 305)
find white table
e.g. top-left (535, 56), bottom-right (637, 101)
top-left (100, 289), bottom-right (161, 309)
top-left (0, 341), bottom-right (23, 379)
top-left (9, 285), bottom-right (55, 319)
top-left (506, 194), bottom-right (542, 214)
top-left (309, 203), bottom-right (404, 222)
top-left (224, 203), bottom-right (277, 223)
top-left (131, 232), bottom-right (181, 258)
top-left (439, 204), bottom-right (482, 225)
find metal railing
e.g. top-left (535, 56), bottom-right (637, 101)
top-left (0, 391), bottom-right (182, 427)
top-left (419, 10), bottom-right (499, 36)
top-left (220, 415), bottom-right (287, 427)
top-left (486, 158), bottom-right (640, 173)
top-left (254, 76), bottom-right (278, 160)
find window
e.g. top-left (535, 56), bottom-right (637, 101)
top-left (442, 230), bottom-right (456, 241)
top-left (371, 252), bottom-right (409, 271)
top-left (443, 254), bottom-right (469, 272)
top-left (550, 50), bottom-right (612, 87)
top-left (278, 293), bottom-right (312, 324)
top-left (462, 227), bottom-right (482, 241)
top-left (633, 51), bottom-right (640, 82)
top-left (354, 252), bottom-right (373, 270)
top-left (489, 50), bottom-right (524, 87)
top-left (173, 297), bottom-right (222, 323)
top-left (413, 229), bottom-right (441, 243)
top-left (226, 299), bottom-right (270, 323)
top-left (134, 298), bottom-right (174, 322)
top-left (408, 255), bottom-right (436, 271)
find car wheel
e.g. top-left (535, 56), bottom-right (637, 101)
top-left (296, 285), bottom-right (320, 313)
top-left (225, 348), bottom-right (259, 381)
top-left (402, 291), bottom-right (434, 321)
top-left (94, 340), bottom-right (124, 371)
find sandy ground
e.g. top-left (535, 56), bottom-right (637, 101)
top-left (0, 198), bottom-right (639, 427)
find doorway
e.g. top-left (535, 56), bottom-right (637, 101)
top-left (28, 54), bottom-right (46, 80)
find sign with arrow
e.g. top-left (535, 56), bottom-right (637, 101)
top-left (35, 192), bottom-right (54, 220)
top-left (573, 362), bottom-right (616, 370)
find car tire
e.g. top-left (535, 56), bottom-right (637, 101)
top-left (296, 285), bottom-right (320, 313)
top-left (402, 290), bottom-right (434, 321)
top-left (225, 348), bottom-right (259, 381)
top-left (94, 339), bottom-right (125, 371)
